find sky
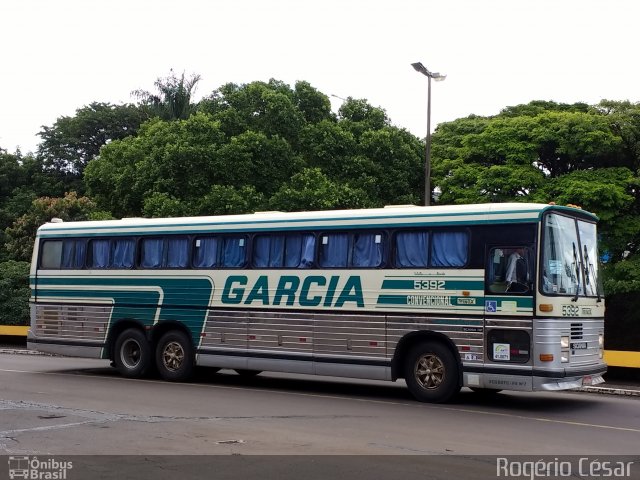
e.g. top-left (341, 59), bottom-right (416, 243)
top-left (1, 0), bottom-right (639, 154)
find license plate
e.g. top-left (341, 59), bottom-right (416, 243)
top-left (571, 342), bottom-right (587, 349)
top-left (582, 375), bottom-right (592, 386)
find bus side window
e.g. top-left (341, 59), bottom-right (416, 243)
top-left (352, 233), bottom-right (384, 268)
top-left (319, 233), bottom-right (349, 268)
top-left (395, 231), bottom-right (428, 268)
top-left (488, 247), bottom-right (530, 294)
top-left (40, 240), bottom-right (63, 269)
top-left (193, 237), bottom-right (220, 268)
top-left (222, 236), bottom-right (246, 267)
top-left (430, 231), bottom-right (468, 267)
top-left (294, 234), bottom-right (316, 268)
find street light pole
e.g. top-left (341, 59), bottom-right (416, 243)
top-left (411, 62), bottom-right (446, 206)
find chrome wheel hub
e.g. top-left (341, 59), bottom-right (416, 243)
top-left (415, 354), bottom-right (445, 390)
top-left (162, 341), bottom-right (184, 371)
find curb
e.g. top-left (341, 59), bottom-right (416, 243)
top-left (0, 347), bottom-right (51, 356)
top-left (577, 386), bottom-right (640, 397)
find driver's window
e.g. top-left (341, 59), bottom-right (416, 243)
top-left (488, 247), bottom-right (531, 294)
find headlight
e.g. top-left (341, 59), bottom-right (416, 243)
top-left (561, 336), bottom-right (570, 349)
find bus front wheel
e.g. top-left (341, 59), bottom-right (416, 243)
top-left (404, 341), bottom-right (460, 403)
top-left (114, 328), bottom-right (152, 378)
top-left (156, 330), bottom-right (194, 382)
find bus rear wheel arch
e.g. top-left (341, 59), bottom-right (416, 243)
top-left (155, 330), bottom-right (195, 382)
top-left (403, 340), bottom-right (461, 403)
top-left (113, 328), bottom-right (152, 379)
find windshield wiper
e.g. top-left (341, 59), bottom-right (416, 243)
top-left (572, 242), bottom-right (581, 302)
top-left (584, 244), bottom-right (602, 302)
top-left (582, 245), bottom-right (592, 295)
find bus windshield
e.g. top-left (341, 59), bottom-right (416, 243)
top-left (542, 213), bottom-right (601, 297)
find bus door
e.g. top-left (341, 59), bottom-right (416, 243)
top-left (483, 245), bottom-right (535, 390)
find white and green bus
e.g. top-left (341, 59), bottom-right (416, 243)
top-left (27, 203), bottom-right (606, 402)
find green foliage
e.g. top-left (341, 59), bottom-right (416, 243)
top-left (196, 185), bottom-right (266, 216)
top-left (0, 261), bottom-right (30, 326)
top-left (4, 192), bottom-right (108, 262)
top-left (85, 114), bottom-right (226, 217)
top-left (38, 102), bottom-right (148, 176)
top-left (133, 70), bottom-right (201, 121)
top-left (86, 79), bottom-right (422, 218)
top-left (269, 168), bottom-right (373, 211)
top-left (142, 192), bottom-right (192, 218)
top-left (603, 256), bottom-right (640, 295)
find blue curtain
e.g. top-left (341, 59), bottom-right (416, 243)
top-left (74, 241), bottom-right (86, 268)
top-left (166, 238), bottom-right (189, 268)
top-left (91, 240), bottom-right (110, 268)
top-left (319, 233), bottom-right (349, 268)
top-left (431, 231), bottom-right (468, 267)
top-left (282, 234), bottom-right (315, 268)
top-left (352, 233), bottom-right (383, 267)
top-left (112, 239), bottom-right (135, 268)
top-left (299, 234), bottom-right (315, 268)
top-left (223, 237), bottom-right (245, 267)
top-left (395, 231), bottom-right (428, 267)
top-left (284, 235), bottom-right (301, 267)
top-left (61, 240), bottom-right (75, 268)
top-left (141, 239), bottom-right (163, 268)
top-left (254, 235), bottom-right (284, 267)
top-left (194, 237), bottom-right (219, 268)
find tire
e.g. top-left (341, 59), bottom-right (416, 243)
top-left (235, 369), bottom-right (262, 377)
top-left (155, 330), bottom-right (194, 382)
top-left (404, 341), bottom-right (460, 403)
top-left (113, 328), bottom-right (152, 378)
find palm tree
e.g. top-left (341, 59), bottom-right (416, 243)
top-left (133, 70), bottom-right (201, 120)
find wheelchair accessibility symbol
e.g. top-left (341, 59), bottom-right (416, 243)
top-left (485, 300), bottom-right (497, 313)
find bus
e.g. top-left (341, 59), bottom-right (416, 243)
top-left (27, 203), bottom-right (606, 403)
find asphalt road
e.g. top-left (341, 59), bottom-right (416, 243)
top-left (1, 353), bottom-right (639, 479)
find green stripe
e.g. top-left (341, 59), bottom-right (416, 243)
top-left (35, 277), bottom-right (213, 345)
top-left (485, 296), bottom-right (534, 309)
top-left (377, 294), bottom-right (481, 307)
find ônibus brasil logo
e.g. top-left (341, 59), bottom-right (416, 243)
top-left (8, 456), bottom-right (73, 480)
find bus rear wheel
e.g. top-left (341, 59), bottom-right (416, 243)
top-left (114, 328), bottom-right (152, 378)
top-left (404, 341), bottom-right (460, 403)
top-left (156, 330), bottom-right (194, 382)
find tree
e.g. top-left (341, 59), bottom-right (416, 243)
top-left (198, 79), bottom-right (307, 145)
top-left (0, 261), bottom-right (30, 325)
top-left (38, 102), bottom-right (148, 177)
top-left (269, 168), bottom-right (372, 211)
top-left (4, 192), bottom-right (110, 262)
top-left (86, 79), bottom-right (425, 217)
top-left (357, 127), bottom-right (423, 205)
top-left (133, 70), bottom-right (201, 121)
top-left (85, 114), bottom-right (227, 217)
top-left (432, 102), bottom-right (626, 203)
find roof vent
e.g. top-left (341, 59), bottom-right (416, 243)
top-left (50, 218), bottom-right (64, 223)
top-left (383, 204), bottom-right (418, 208)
